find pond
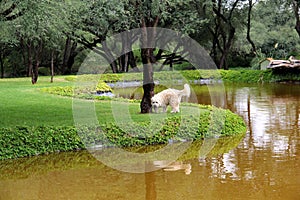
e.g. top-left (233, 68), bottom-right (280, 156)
top-left (0, 83), bottom-right (299, 200)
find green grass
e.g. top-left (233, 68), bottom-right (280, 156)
top-left (1, 68), bottom-right (298, 160)
top-left (0, 77), bottom-right (166, 127)
top-left (0, 76), bottom-right (206, 127)
top-left (5, 68), bottom-right (296, 127)
top-left (0, 75), bottom-right (247, 160)
top-left (5, 68), bottom-right (293, 127)
top-left (0, 77), bottom-right (75, 127)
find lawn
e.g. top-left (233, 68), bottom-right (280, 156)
top-left (0, 77), bottom-right (75, 127)
top-left (0, 76), bottom-right (188, 127)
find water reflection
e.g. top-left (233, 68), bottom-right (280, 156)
top-left (223, 84), bottom-right (300, 158)
top-left (0, 83), bottom-right (299, 199)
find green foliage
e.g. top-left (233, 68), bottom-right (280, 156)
top-left (59, 70), bottom-right (300, 95)
top-left (96, 81), bottom-right (113, 92)
top-left (250, 49), bottom-right (267, 70)
top-left (100, 74), bottom-right (122, 82)
top-left (41, 80), bottom-right (113, 97)
top-left (40, 86), bottom-right (74, 97)
top-left (0, 105), bottom-right (246, 160)
top-left (220, 69), bottom-right (300, 83)
top-left (0, 76), bottom-right (247, 160)
top-left (2, 0), bottom-right (300, 77)
top-left (63, 70), bottom-right (221, 84)
top-left (0, 126), bottom-right (84, 160)
top-left (238, 0), bottom-right (300, 60)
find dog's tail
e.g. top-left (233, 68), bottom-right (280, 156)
top-left (180, 84), bottom-right (191, 98)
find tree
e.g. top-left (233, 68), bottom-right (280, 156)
top-left (0, 1), bottom-right (25, 21)
top-left (292, 0), bottom-right (300, 37)
top-left (246, 0), bottom-right (257, 54)
top-left (72, 0), bottom-right (137, 73)
top-left (13, 1), bottom-right (74, 83)
top-left (0, 1), bottom-right (26, 78)
top-left (250, 0), bottom-right (299, 59)
top-left (208, 0), bottom-right (245, 69)
top-left (0, 1), bottom-right (85, 79)
top-left (130, 0), bottom-right (210, 113)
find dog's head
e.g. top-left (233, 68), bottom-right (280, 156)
top-left (151, 96), bottom-right (160, 113)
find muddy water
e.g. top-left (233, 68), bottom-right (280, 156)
top-left (0, 83), bottom-right (299, 200)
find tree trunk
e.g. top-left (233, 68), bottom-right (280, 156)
top-left (118, 54), bottom-right (128, 72)
top-left (102, 42), bottom-right (119, 73)
top-left (66, 41), bottom-right (78, 74)
top-left (62, 37), bottom-right (78, 75)
top-left (20, 38), bottom-right (28, 76)
top-left (292, 1), bottom-right (300, 37)
top-left (62, 36), bottom-right (72, 74)
top-left (212, 0), bottom-right (239, 70)
top-left (110, 61), bottom-right (118, 73)
top-left (27, 42), bottom-right (33, 77)
top-left (0, 52), bottom-right (4, 78)
top-left (246, 0), bottom-right (256, 53)
top-left (210, 28), bottom-right (220, 68)
top-left (119, 32), bottom-right (129, 72)
top-left (140, 17), bottom-right (158, 113)
top-left (219, 26), bottom-right (235, 70)
top-left (141, 48), bottom-right (155, 113)
top-left (50, 50), bottom-right (54, 83)
top-left (31, 40), bottom-right (43, 84)
top-left (31, 61), bottom-right (39, 84)
top-left (128, 51), bottom-right (139, 72)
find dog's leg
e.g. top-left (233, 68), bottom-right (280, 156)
top-left (162, 106), bottom-right (167, 113)
top-left (171, 103), bottom-right (180, 113)
top-left (171, 108), bottom-right (179, 113)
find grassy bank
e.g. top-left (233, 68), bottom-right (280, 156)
top-left (65, 69), bottom-right (300, 84)
top-left (0, 76), bottom-right (247, 160)
top-left (218, 69), bottom-right (300, 83)
top-left (0, 107), bottom-right (246, 160)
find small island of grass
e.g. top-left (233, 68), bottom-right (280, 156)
top-left (0, 75), bottom-right (247, 160)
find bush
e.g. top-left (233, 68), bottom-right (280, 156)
top-left (0, 104), bottom-right (246, 160)
top-left (0, 126), bottom-right (84, 160)
top-left (40, 81), bottom-right (113, 97)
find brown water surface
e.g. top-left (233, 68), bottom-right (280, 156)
top-left (0, 83), bottom-right (299, 200)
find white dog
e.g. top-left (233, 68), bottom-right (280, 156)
top-left (151, 84), bottom-right (190, 113)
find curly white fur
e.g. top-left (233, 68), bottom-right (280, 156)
top-left (151, 84), bottom-right (190, 113)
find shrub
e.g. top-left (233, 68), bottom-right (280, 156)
top-left (0, 105), bottom-right (246, 160)
top-left (0, 126), bottom-right (84, 160)
top-left (40, 81), bottom-right (113, 97)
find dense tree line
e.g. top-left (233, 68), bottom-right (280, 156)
top-left (2, 0), bottom-right (300, 112)
top-left (1, 0), bottom-right (299, 79)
